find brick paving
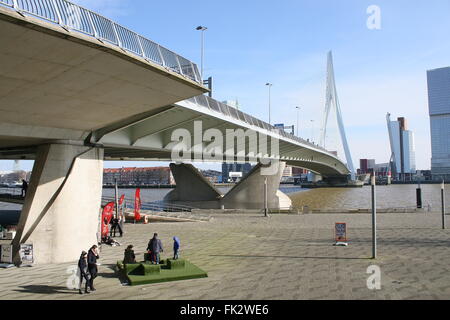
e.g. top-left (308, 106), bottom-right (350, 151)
top-left (0, 212), bottom-right (449, 300)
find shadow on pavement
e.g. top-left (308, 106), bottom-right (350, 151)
top-left (14, 285), bottom-right (75, 295)
top-left (98, 264), bottom-right (127, 283)
top-left (211, 254), bottom-right (369, 260)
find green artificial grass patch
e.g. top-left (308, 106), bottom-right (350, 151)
top-left (117, 259), bottom-right (207, 286)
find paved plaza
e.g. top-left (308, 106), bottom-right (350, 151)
top-left (0, 212), bottom-right (450, 300)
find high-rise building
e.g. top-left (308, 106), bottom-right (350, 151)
top-left (427, 67), bottom-right (450, 180)
top-left (359, 159), bottom-right (376, 174)
top-left (221, 162), bottom-right (253, 183)
top-left (103, 167), bottom-right (174, 185)
top-left (291, 167), bottom-right (307, 176)
top-left (387, 114), bottom-right (416, 180)
top-left (282, 166), bottom-right (293, 177)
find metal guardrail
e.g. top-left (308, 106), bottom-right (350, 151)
top-left (101, 196), bottom-right (194, 213)
top-left (185, 95), bottom-right (332, 155)
top-left (0, 0), bottom-right (202, 83)
top-left (0, 187), bottom-right (21, 196)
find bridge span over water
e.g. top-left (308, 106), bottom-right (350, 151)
top-left (0, 0), bottom-right (351, 265)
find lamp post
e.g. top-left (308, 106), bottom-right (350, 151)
top-left (266, 83), bottom-right (272, 125)
top-left (371, 173), bottom-right (377, 259)
top-left (296, 106), bottom-right (301, 137)
top-left (310, 120), bottom-right (315, 142)
top-left (196, 26), bottom-right (207, 79)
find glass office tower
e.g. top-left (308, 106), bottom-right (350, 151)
top-left (427, 67), bottom-right (450, 180)
top-left (387, 114), bottom-right (416, 180)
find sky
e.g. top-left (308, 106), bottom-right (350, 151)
top-left (2, 0), bottom-right (449, 172)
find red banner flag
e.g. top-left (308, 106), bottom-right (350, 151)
top-left (134, 188), bottom-right (141, 222)
top-left (119, 194), bottom-right (125, 206)
top-left (101, 202), bottom-right (115, 237)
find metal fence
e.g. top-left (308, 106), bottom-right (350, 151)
top-left (102, 196), bottom-right (194, 213)
top-left (0, 187), bottom-right (22, 197)
top-left (185, 95), bottom-right (331, 154)
top-left (0, 0), bottom-right (201, 83)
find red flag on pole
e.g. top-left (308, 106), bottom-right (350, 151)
top-left (134, 188), bottom-right (141, 222)
top-left (101, 202), bottom-right (115, 237)
top-left (119, 194), bottom-right (125, 206)
top-left (118, 194), bottom-right (126, 224)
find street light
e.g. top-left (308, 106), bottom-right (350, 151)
top-left (310, 120), bottom-right (315, 142)
top-left (266, 83), bottom-right (272, 125)
top-left (196, 26), bottom-right (207, 79)
top-left (296, 106), bottom-right (301, 137)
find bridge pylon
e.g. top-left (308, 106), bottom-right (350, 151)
top-left (320, 51), bottom-right (356, 180)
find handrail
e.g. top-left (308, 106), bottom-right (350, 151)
top-left (185, 95), bottom-right (337, 157)
top-left (0, 0), bottom-right (202, 84)
top-left (0, 187), bottom-right (22, 196)
top-left (101, 196), bottom-right (195, 213)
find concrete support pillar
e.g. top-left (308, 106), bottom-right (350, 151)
top-left (13, 143), bottom-right (104, 265)
top-left (164, 163), bottom-right (221, 202)
top-left (221, 161), bottom-right (292, 209)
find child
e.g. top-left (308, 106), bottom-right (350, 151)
top-left (173, 236), bottom-right (180, 260)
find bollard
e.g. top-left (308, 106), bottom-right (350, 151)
top-left (264, 177), bottom-right (268, 217)
top-left (371, 175), bottom-right (377, 259)
top-left (416, 186), bottom-right (423, 209)
top-left (442, 181), bottom-right (446, 230)
top-left (114, 179), bottom-right (119, 219)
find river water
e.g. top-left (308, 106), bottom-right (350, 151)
top-left (289, 184), bottom-right (450, 211)
top-left (102, 184), bottom-right (450, 211)
top-left (1, 184), bottom-right (449, 213)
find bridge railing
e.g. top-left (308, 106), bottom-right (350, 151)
top-left (0, 187), bottom-right (22, 197)
top-left (101, 196), bottom-right (194, 213)
top-left (0, 0), bottom-right (202, 84)
top-left (186, 95), bottom-right (331, 155)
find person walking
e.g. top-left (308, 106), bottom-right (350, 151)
top-left (87, 245), bottom-right (100, 291)
top-left (123, 245), bottom-right (136, 264)
top-left (147, 233), bottom-right (163, 264)
top-left (173, 236), bottom-right (180, 260)
top-left (21, 180), bottom-right (28, 197)
top-left (77, 251), bottom-right (90, 294)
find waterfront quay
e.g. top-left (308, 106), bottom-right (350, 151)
top-left (0, 211), bottom-right (449, 300)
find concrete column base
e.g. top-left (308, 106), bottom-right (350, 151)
top-left (164, 163), bottom-right (221, 202)
top-left (165, 162), bottom-right (291, 210)
top-left (221, 161), bottom-right (292, 210)
top-left (12, 143), bottom-right (104, 265)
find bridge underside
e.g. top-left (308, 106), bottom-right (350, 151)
top-left (0, 6), bottom-right (209, 265)
top-left (0, 7), bottom-right (206, 148)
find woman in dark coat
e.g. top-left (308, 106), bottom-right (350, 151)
top-left (78, 251), bottom-right (90, 294)
top-left (87, 245), bottom-right (100, 291)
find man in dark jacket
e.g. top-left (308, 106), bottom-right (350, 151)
top-left (147, 233), bottom-right (163, 264)
top-left (78, 251), bottom-right (90, 294)
top-left (173, 236), bottom-right (180, 260)
top-left (87, 245), bottom-right (100, 291)
top-left (110, 217), bottom-right (123, 237)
